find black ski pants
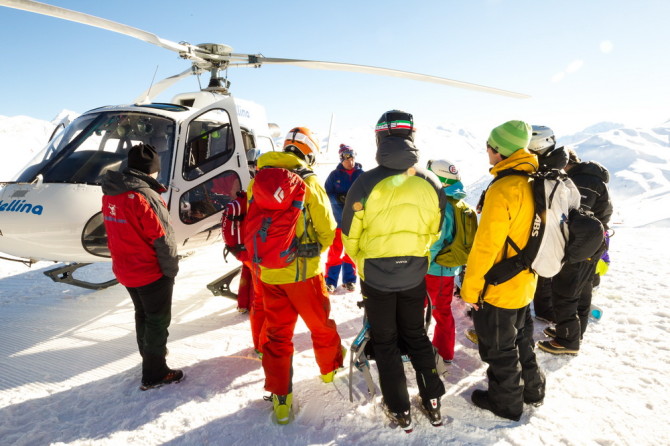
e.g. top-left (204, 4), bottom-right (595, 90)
top-left (577, 272), bottom-right (598, 337)
top-left (551, 259), bottom-right (597, 350)
top-left (361, 279), bottom-right (445, 413)
top-left (532, 276), bottom-right (555, 323)
top-left (472, 303), bottom-right (544, 419)
top-left (126, 275), bottom-right (174, 383)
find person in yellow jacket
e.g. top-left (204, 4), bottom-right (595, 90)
top-left (248, 127), bottom-right (344, 425)
top-left (461, 120), bottom-right (545, 422)
top-left (342, 110), bottom-right (447, 430)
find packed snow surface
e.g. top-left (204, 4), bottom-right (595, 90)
top-left (0, 228), bottom-right (669, 445)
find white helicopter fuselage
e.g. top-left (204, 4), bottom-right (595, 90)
top-left (0, 92), bottom-right (277, 263)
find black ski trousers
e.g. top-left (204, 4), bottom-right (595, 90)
top-left (126, 275), bottom-right (174, 383)
top-left (532, 276), bottom-right (555, 323)
top-left (361, 280), bottom-right (445, 413)
top-left (473, 303), bottom-right (544, 419)
top-left (551, 259), bottom-right (597, 350)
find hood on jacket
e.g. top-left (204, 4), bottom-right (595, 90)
top-left (257, 151), bottom-right (309, 171)
top-left (538, 146), bottom-right (569, 171)
top-left (375, 136), bottom-right (419, 170)
top-left (101, 169), bottom-right (166, 196)
top-left (490, 148), bottom-right (539, 177)
top-left (569, 161), bottom-right (610, 183)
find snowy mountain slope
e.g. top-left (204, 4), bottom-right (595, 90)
top-left (0, 229), bottom-right (668, 445)
top-left (0, 111), bottom-right (78, 181)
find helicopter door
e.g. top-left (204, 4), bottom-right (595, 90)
top-left (169, 103), bottom-right (251, 251)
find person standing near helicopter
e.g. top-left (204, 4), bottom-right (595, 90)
top-left (324, 144), bottom-right (364, 293)
top-left (249, 127), bottom-right (344, 425)
top-left (101, 143), bottom-right (183, 391)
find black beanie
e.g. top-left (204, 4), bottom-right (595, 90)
top-left (128, 143), bottom-right (160, 174)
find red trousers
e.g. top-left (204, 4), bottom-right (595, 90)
top-left (260, 274), bottom-right (343, 395)
top-left (426, 274), bottom-right (455, 361)
top-left (237, 264), bottom-right (254, 311)
top-left (325, 229), bottom-right (357, 286)
top-left (247, 265), bottom-right (266, 352)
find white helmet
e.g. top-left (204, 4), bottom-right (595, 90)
top-left (427, 159), bottom-right (460, 186)
top-left (528, 125), bottom-right (556, 156)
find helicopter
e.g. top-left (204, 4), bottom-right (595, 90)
top-left (0, 0), bottom-right (528, 291)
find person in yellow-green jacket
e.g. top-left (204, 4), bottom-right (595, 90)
top-left (249, 127), bottom-right (344, 425)
top-left (341, 110), bottom-right (447, 431)
top-left (461, 120), bottom-right (545, 422)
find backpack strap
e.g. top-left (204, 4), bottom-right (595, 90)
top-left (478, 169), bottom-right (535, 300)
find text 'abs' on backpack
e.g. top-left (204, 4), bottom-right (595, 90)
top-left (483, 168), bottom-right (604, 287)
top-left (221, 191), bottom-right (248, 263)
top-left (434, 197), bottom-right (478, 268)
top-left (244, 167), bottom-right (320, 270)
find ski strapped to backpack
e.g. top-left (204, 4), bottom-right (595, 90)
top-left (483, 167), bottom-right (602, 289)
top-left (244, 166), bottom-right (321, 276)
top-left (434, 196), bottom-right (478, 268)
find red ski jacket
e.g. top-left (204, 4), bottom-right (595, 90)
top-left (101, 169), bottom-right (179, 287)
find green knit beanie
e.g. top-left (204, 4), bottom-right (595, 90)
top-left (487, 120), bottom-right (532, 157)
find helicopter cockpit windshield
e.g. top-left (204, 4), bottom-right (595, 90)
top-left (11, 111), bottom-right (176, 186)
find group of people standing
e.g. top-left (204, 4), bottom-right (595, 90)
top-left (99, 109), bottom-right (611, 430)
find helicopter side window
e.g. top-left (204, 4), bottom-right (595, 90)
top-left (183, 109), bottom-right (235, 181)
top-left (179, 170), bottom-right (241, 224)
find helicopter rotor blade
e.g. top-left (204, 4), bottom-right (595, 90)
top-left (0, 0), bottom-right (210, 63)
top-left (231, 56), bottom-right (529, 99)
top-left (134, 67), bottom-right (204, 104)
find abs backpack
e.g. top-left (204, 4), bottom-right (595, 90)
top-left (434, 197), bottom-right (478, 268)
top-left (221, 191), bottom-right (248, 263)
top-left (484, 168), bottom-right (583, 286)
top-left (243, 167), bottom-right (316, 269)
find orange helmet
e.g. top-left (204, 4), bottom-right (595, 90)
top-left (283, 127), bottom-right (319, 165)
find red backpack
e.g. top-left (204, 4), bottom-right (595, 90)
top-left (244, 167), bottom-right (311, 269)
top-left (221, 191), bottom-right (249, 263)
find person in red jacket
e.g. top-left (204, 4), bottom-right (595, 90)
top-left (101, 143), bottom-right (183, 390)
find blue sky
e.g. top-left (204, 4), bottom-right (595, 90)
top-left (1, 0), bottom-right (668, 139)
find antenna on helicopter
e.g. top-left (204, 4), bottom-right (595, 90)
top-left (136, 65), bottom-right (160, 105)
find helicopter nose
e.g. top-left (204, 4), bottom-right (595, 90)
top-left (0, 183), bottom-right (110, 263)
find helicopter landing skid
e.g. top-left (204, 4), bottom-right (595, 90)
top-left (206, 266), bottom-right (242, 299)
top-left (44, 263), bottom-right (118, 290)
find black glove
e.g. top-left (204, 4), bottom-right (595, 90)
top-left (337, 194), bottom-right (347, 205)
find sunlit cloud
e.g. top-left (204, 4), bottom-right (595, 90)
top-left (552, 72), bottom-right (566, 83)
top-left (552, 59), bottom-right (584, 82)
top-left (566, 59), bottom-right (584, 73)
top-left (600, 40), bottom-right (614, 53)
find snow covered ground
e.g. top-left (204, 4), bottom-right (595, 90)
top-left (2, 113), bottom-right (670, 444)
top-left (0, 227), bottom-right (669, 445)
